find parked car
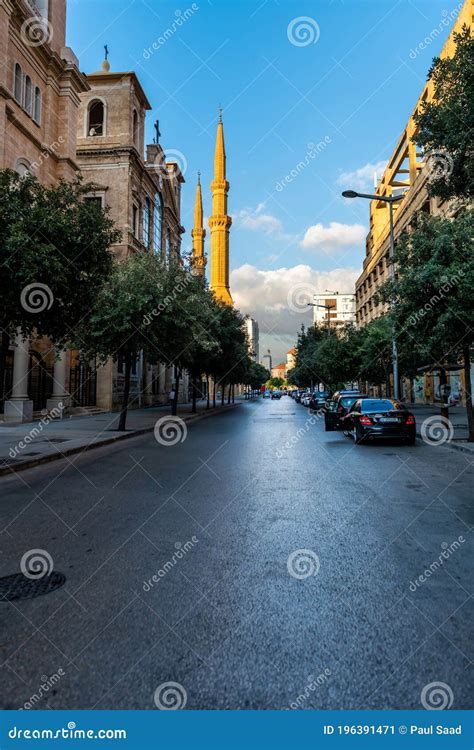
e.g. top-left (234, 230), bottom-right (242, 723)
top-left (342, 398), bottom-right (416, 444)
top-left (263, 390), bottom-right (271, 399)
top-left (324, 392), bottom-right (369, 431)
top-left (309, 391), bottom-right (330, 410)
top-left (300, 392), bottom-right (312, 406)
top-left (271, 390), bottom-right (282, 400)
top-left (294, 390), bottom-right (304, 403)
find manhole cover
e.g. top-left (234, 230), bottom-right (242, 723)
top-left (0, 572), bottom-right (66, 601)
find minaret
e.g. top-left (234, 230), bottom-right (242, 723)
top-left (209, 109), bottom-right (233, 304)
top-left (191, 172), bottom-right (206, 278)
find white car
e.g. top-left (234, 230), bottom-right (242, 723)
top-left (300, 393), bottom-right (312, 406)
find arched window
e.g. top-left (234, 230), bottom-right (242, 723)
top-left (153, 193), bottom-right (163, 254)
top-left (33, 87), bottom-right (41, 124)
top-left (15, 159), bottom-right (32, 177)
top-left (87, 99), bottom-right (105, 136)
top-left (24, 75), bottom-right (33, 116)
top-left (132, 109), bottom-right (139, 146)
top-left (14, 63), bottom-right (22, 102)
top-left (143, 197), bottom-right (151, 248)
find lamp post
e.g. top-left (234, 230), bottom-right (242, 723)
top-left (342, 189), bottom-right (404, 400)
top-left (307, 302), bottom-right (332, 334)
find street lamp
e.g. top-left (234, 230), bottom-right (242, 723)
top-left (342, 189), bottom-right (404, 400)
top-left (307, 302), bottom-right (332, 334)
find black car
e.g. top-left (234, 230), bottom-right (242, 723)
top-left (342, 398), bottom-right (416, 444)
top-left (324, 392), bottom-right (368, 431)
top-left (309, 391), bottom-right (330, 411)
top-left (271, 390), bottom-right (282, 399)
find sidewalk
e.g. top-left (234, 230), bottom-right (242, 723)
top-left (409, 403), bottom-right (474, 454)
top-left (0, 400), bottom-right (240, 475)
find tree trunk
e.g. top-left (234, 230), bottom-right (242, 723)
top-left (227, 383), bottom-right (231, 405)
top-left (0, 331), bottom-right (10, 406)
top-left (192, 376), bottom-right (197, 414)
top-left (221, 382), bottom-right (225, 406)
top-left (232, 384), bottom-right (235, 404)
top-left (212, 380), bottom-right (216, 408)
top-left (438, 367), bottom-right (449, 425)
top-left (118, 351), bottom-right (132, 431)
top-left (206, 378), bottom-right (210, 410)
top-left (172, 370), bottom-right (180, 416)
top-left (462, 346), bottom-right (474, 442)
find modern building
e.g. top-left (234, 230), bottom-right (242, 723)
top-left (75, 56), bottom-right (187, 411)
top-left (244, 317), bottom-right (259, 362)
top-left (354, 0), bottom-right (473, 403)
top-left (1, 0), bottom-right (88, 421)
top-left (312, 292), bottom-right (356, 330)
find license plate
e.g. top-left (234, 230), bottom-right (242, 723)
top-left (380, 417), bottom-right (399, 423)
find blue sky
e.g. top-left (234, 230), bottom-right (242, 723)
top-left (67, 0), bottom-right (460, 361)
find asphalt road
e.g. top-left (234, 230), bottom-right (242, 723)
top-left (0, 397), bottom-right (472, 710)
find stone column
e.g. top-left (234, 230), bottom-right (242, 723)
top-left (4, 334), bottom-right (33, 422)
top-left (46, 349), bottom-right (70, 418)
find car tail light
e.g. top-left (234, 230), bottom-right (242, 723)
top-left (359, 416), bottom-right (373, 425)
top-left (405, 415), bottom-right (415, 425)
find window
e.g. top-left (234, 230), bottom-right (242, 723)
top-left (153, 193), bottom-right (163, 254)
top-left (143, 197), bottom-right (151, 248)
top-left (15, 159), bottom-right (32, 177)
top-left (88, 99), bottom-right (105, 136)
top-left (132, 204), bottom-right (139, 238)
top-left (24, 75), bottom-right (33, 116)
top-left (84, 196), bottom-right (103, 210)
top-left (14, 63), bottom-right (22, 102)
top-left (132, 109), bottom-right (139, 146)
top-left (33, 87), bottom-right (41, 123)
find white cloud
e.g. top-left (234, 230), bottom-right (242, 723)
top-left (231, 264), bottom-right (359, 362)
top-left (337, 160), bottom-right (388, 191)
top-left (235, 204), bottom-right (296, 243)
top-left (301, 222), bottom-right (366, 253)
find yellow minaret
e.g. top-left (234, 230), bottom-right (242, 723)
top-left (209, 109), bottom-right (233, 304)
top-left (191, 172), bottom-right (206, 278)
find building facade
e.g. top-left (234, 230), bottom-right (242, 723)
top-left (355, 0), bottom-right (473, 404)
top-left (1, 0), bottom-right (88, 421)
top-left (75, 58), bottom-right (187, 411)
top-left (244, 317), bottom-right (259, 362)
top-left (312, 292), bottom-right (356, 330)
top-left (271, 363), bottom-right (286, 381)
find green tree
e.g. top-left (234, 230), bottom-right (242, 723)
top-left (73, 252), bottom-right (192, 430)
top-left (378, 212), bottom-right (474, 439)
top-left (266, 377), bottom-right (285, 389)
top-left (414, 26), bottom-right (473, 202)
top-left (0, 170), bottom-right (119, 391)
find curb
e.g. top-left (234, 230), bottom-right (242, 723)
top-left (415, 432), bottom-right (474, 455)
top-left (0, 404), bottom-right (240, 478)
